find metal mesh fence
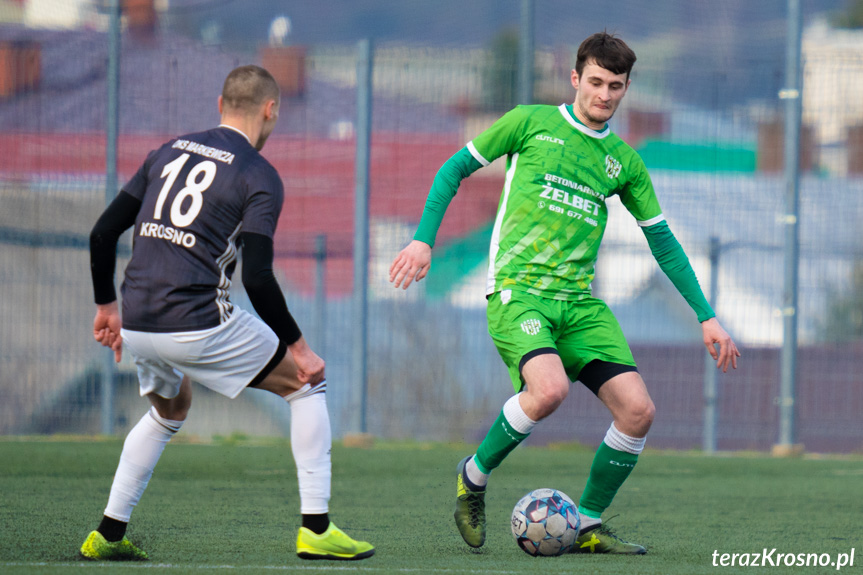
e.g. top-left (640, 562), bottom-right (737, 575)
top-left (1, 0), bottom-right (861, 452)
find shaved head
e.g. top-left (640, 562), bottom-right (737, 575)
top-left (221, 65), bottom-right (280, 114)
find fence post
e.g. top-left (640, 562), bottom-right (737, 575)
top-left (353, 39), bottom-right (372, 434)
top-left (518, 0), bottom-right (534, 105)
top-left (778, 0), bottom-right (802, 452)
top-left (314, 234), bottom-right (327, 357)
top-left (703, 237), bottom-right (721, 453)
top-left (101, 0), bottom-right (121, 436)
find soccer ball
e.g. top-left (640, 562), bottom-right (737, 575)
top-left (511, 488), bottom-right (580, 556)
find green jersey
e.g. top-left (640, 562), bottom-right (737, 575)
top-left (468, 104), bottom-right (664, 301)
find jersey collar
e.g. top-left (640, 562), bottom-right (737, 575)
top-left (218, 124), bottom-right (253, 145)
top-left (558, 104), bottom-right (610, 139)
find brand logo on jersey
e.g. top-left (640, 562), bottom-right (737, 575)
top-left (139, 221), bottom-right (197, 248)
top-left (539, 185), bottom-right (600, 216)
top-left (605, 155), bottom-right (622, 179)
top-left (536, 134), bottom-right (565, 146)
top-left (520, 318), bottom-right (542, 336)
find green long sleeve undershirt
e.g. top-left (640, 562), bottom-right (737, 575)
top-left (413, 147), bottom-right (482, 247)
top-left (412, 146), bottom-right (715, 323)
top-left (642, 221), bottom-right (715, 322)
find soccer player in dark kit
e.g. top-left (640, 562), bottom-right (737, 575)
top-left (83, 65), bottom-right (373, 562)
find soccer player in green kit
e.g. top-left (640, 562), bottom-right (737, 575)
top-left (389, 32), bottom-right (740, 554)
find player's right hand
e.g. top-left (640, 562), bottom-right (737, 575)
top-left (389, 240), bottom-right (432, 290)
top-left (94, 302), bottom-right (123, 363)
top-left (288, 337), bottom-right (325, 385)
top-left (701, 317), bottom-right (740, 373)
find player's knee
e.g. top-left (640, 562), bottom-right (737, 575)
top-left (533, 380), bottom-right (569, 416)
top-left (156, 398), bottom-right (191, 421)
top-left (625, 397), bottom-right (655, 436)
top-left (172, 401), bottom-right (192, 421)
top-left (257, 370), bottom-right (305, 399)
top-left (150, 388), bottom-right (192, 421)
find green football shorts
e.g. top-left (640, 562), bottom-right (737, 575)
top-left (486, 289), bottom-right (636, 392)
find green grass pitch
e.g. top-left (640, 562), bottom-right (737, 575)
top-left (0, 438), bottom-right (860, 574)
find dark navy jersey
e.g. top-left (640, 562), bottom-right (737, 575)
top-left (120, 125), bottom-right (284, 332)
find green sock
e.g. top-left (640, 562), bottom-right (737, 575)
top-left (578, 442), bottom-right (639, 518)
top-left (474, 409), bottom-right (530, 474)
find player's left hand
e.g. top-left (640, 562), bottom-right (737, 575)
top-left (701, 317), bottom-right (740, 373)
top-left (94, 301), bottom-right (123, 363)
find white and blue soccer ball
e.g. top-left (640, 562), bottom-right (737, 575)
top-left (511, 488), bottom-right (580, 556)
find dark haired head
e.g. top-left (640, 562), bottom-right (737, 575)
top-left (575, 32), bottom-right (637, 80)
top-left (221, 65), bottom-right (280, 113)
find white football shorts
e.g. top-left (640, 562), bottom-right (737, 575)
top-left (121, 309), bottom-right (280, 399)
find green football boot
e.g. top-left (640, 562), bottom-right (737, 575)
top-left (80, 530), bottom-right (149, 561)
top-left (571, 524), bottom-right (646, 555)
top-left (454, 456), bottom-right (486, 548)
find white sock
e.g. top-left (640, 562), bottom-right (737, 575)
top-left (579, 513), bottom-right (602, 531)
top-left (604, 422), bottom-right (646, 455)
top-left (104, 408), bottom-right (183, 522)
top-left (505, 392), bottom-right (538, 434)
top-left (465, 456), bottom-right (489, 487)
top-left (287, 382), bottom-right (331, 514)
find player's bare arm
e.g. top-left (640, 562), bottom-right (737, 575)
top-left (389, 239), bottom-right (432, 290)
top-left (701, 317), bottom-right (740, 373)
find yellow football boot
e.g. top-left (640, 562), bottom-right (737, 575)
top-left (296, 522), bottom-right (375, 560)
top-left (571, 524), bottom-right (646, 554)
top-left (80, 530), bottom-right (149, 561)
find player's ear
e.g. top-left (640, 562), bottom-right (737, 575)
top-left (217, 95), bottom-right (224, 115)
top-left (570, 69), bottom-right (579, 91)
top-left (264, 99), bottom-right (277, 120)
